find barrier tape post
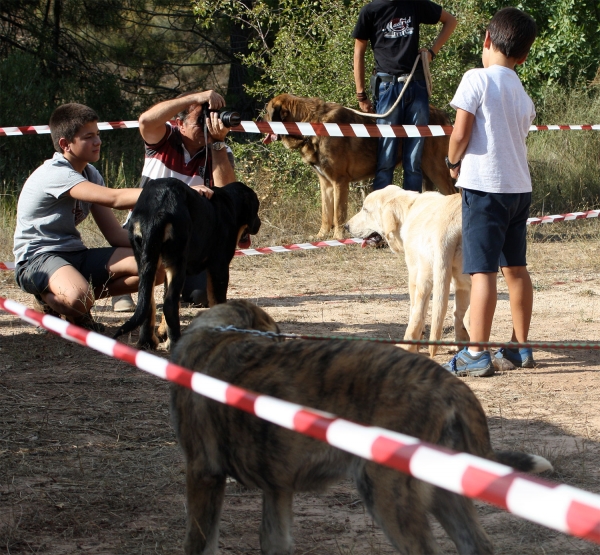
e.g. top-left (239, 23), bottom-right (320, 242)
top-left (1, 294), bottom-right (600, 545)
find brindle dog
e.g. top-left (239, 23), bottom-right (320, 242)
top-left (264, 93), bottom-right (456, 240)
top-left (170, 300), bottom-right (551, 555)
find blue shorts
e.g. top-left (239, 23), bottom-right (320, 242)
top-left (15, 248), bottom-right (117, 299)
top-left (462, 189), bottom-right (531, 274)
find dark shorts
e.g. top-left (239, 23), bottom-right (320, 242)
top-left (462, 189), bottom-right (531, 274)
top-left (15, 248), bottom-right (117, 298)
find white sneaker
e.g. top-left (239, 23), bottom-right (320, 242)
top-left (112, 294), bottom-right (136, 312)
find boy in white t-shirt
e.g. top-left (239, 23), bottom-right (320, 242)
top-left (442, 7), bottom-right (537, 376)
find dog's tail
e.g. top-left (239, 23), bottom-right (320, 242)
top-left (447, 404), bottom-right (553, 474)
top-left (494, 451), bottom-right (553, 473)
top-left (112, 216), bottom-right (167, 340)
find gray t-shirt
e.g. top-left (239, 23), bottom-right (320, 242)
top-left (13, 153), bottom-right (105, 265)
top-left (450, 65), bottom-right (536, 194)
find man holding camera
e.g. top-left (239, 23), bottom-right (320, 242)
top-left (112, 90), bottom-right (237, 312)
top-left (138, 90), bottom-right (236, 191)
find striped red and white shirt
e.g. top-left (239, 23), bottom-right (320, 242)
top-left (140, 123), bottom-right (234, 189)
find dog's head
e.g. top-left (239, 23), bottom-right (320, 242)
top-left (262, 94), bottom-right (323, 145)
top-left (345, 185), bottom-right (415, 254)
top-left (185, 300), bottom-right (280, 336)
top-left (221, 181), bottom-right (261, 249)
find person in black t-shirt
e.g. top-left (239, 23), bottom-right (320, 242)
top-left (353, 0), bottom-right (456, 192)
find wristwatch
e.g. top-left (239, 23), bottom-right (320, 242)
top-left (211, 141), bottom-right (227, 151)
top-left (445, 156), bottom-right (461, 170)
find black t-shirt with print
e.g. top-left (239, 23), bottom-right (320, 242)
top-left (353, 0), bottom-right (442, 75)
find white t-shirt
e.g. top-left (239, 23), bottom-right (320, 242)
top-left (13, 153), bottom-right (104, 265)
top-left (450, 65), bottom-right (536, 193)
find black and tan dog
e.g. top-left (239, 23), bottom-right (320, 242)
top-left (171, 300), bottom-right (552, 555)
top-left (264, 93), bottom-right (456, 240)
top-left (113, 178), bottom-right (260, 350)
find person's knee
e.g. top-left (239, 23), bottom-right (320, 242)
top-left (502, 265), bottom-right (530, 280)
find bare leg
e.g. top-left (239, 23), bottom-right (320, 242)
top-left (468, 272), bottom-right (497, 353)
top-left (260, 489), bottom-right (294, 555)
top-left (454, 275), bottom-right (471, 342)
top-left (41, 265), bottom-right (94, 319)
top-left (500, 265), bottom-right (533, 343)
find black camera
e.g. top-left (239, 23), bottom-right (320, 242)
top-left (200, 102), bottom-right (241, 128)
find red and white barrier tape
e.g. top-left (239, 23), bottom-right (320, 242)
top-left (1, 294), bottom-right (600, 544)
top-left (2, 120), bottom-right (600, 138)
top-left (235, 237), bottom-right (363, 256)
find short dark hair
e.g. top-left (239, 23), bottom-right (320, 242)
top-left (49, 103), bottom-right (98, 153)
top-left (175, 91), bottom-right (203, 124)
top-left (487, 7), bottom-right (537, 61)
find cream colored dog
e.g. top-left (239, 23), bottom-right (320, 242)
top-left (346, 185), bottom-right (470, 357)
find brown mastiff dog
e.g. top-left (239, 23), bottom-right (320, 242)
top-left (171, 300), bottom-right (551, 555)
top-left (264, 93), bottom-right (456, 240)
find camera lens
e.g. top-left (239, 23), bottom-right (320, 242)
top-left (220, 111), bottom-right (241, 128)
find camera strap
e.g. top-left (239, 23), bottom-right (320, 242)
top-left (203, 113), bottom-right (212, 188)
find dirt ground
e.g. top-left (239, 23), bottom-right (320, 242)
top-left (1, 226), bottom-right (600, 554)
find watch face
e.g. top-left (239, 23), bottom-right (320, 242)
top-left (212, 142), bottom-right (226, 151)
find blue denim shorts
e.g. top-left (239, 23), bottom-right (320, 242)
top-left (462, 189), bottom-right (531, 274)
top-left (15, 248), bottom-right (117, 298)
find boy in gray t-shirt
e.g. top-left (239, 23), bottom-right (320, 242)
top-left (13, 103), bottom-right (153, 331)
top-left (442, 8), bottom-right (538, 376)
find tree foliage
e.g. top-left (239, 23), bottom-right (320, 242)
top-left (194, 0), bottom-right (600, 109)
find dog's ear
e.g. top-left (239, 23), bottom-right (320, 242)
top-left (381, 202), bottom-right (403, 253)
top-left (270, 103), bottom-right (288, 122)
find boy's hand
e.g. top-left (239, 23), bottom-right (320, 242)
top-left (450, 167), bottom-right (460, 179)
top-left (191, 185), bottom-right (214, 198)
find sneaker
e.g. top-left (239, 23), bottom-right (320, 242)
top-left (494, 347), bottom-right (535, 368)
top-left (67, 313), bottom-right (106, 333)
top-left (443, 348), bottom-right (495, 377)
top-left (112, 294), bottom-right (136, 312)
top-left (32, 297), bottom-right (62, 318)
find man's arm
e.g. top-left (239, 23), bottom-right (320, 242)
top-left (68, 181), bottom-right (142, 209)
top-left (205, 111), bottom-right (237, 187)
top-left (90, 204), bottom-right (131, 247)
top-left (138, 90), bottom-right (226, 145)
top-left (448, 108), bottom-right (474, 178)
top-left (427, 9), bottom-right (457, 59)
top-left (354, 39), bottom-right (373, 113)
